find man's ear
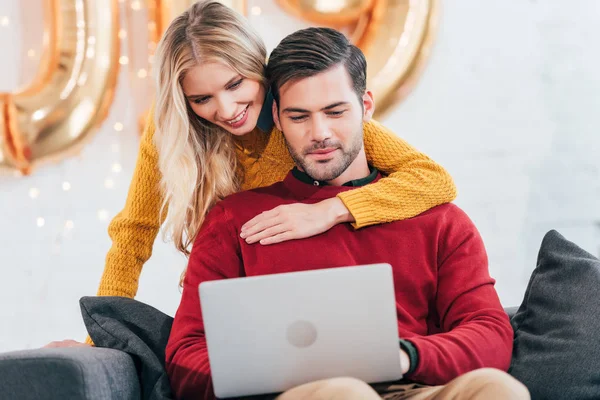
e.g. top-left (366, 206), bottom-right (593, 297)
top-left (272, 101), bottom-right (282, 131)
top-left (362, 90), bottom-right (375, 122)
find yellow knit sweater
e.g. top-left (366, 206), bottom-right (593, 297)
top-left (97, 119), bottom-right (456, 300)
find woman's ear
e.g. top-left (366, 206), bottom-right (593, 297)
top-left (272, 101), bottom-right (282, 131)
top-left (362, 90), bottom-right (375, 122)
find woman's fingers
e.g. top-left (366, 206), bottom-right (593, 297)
top-left (241, 208), bottom-right (280, 233)
top-left (245, 223), bottom-right (288, 244)
top-left (259, 231), bottom-right (294, 245)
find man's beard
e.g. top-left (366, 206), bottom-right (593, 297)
top-left (285, 125), bottom-right (364, 182)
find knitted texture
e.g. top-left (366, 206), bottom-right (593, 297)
top-left (96, 116), bottom-right (457, 301)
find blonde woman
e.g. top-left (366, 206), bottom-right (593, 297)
top-left (46, 0), bottom-right (456, 349)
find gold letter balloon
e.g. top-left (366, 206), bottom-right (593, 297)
top-left (0, 0), bottom-right (120, 176)
top-left (1, 0), bottom-right (436, 175)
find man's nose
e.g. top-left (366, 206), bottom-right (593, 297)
top-left (309, 115), bottom-right (333, 142)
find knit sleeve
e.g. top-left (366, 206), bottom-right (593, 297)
top-left (337, 119), bottom-right (457, 228)
top-left (96, 112), bottom-right (164, 299)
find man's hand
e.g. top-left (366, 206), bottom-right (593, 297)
top-left (43, 339), bottom-right (91, 348)
top-left (400, 349), bottom-right (410, 375)
top-left (240, 198), bottom-right (353, 245)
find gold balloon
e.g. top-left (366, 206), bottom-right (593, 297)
top-left (276, 0), bottom-right (374, 26)
top-left (365, 0), bottom-right (438, 119)
top-left (0, 0), bottom-right (120, 175)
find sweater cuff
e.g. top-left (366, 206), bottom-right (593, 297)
top-left (336, 191), bottom-right (379, 229)
top-left (399, 339), bottom-right (419, 376)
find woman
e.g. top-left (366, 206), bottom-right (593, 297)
top-left (47, 0), bottom-right (456, 351)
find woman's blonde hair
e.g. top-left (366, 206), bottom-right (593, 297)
top-left (153, 1), bottom-right (267, 262)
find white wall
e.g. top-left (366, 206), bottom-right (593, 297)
top-left (1, 0), bottom-right (598, 352)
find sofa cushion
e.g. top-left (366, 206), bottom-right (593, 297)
top-left (0, 347), bottom-right (140, 400)
top-left (80, 296), bottom-right (174, 400)
top-left (509, 230), bottom-right (600, 399)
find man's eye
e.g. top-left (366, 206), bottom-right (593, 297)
top-left (289, 115), bottom-right (307, 122)
top-left (327, 110), bottom-right (345, 117)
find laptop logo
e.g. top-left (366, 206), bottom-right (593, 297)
top-left (286, 320), bottom-right (318, 348)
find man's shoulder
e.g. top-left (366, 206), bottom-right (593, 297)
top-left (396, 202), bottom-right (476, 235)
top-left (415, 202), bottom-right (469, 221)
top-left (218, 181), bottom-right (288, 211)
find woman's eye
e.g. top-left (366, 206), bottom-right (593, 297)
top-left (193, 97), bottom-right (210, 105)
top-left (228, 79), bottom-right (243, 90)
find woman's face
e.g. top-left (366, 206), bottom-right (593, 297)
top-left (181, 61), bottom-right (265, 136)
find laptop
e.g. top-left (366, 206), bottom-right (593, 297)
top-left (199, 263), bottom-right (402, 399)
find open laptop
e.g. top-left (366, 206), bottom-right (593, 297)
top-left (199, 263), bottom-right (402, 399)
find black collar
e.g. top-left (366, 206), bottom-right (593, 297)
top-left (291, 165), bottom-right (379, 187)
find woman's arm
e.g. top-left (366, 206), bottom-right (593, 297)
top-left (239, 120), bottom-right (457, 244)
top-left (97, 115), bottom-right (165, 298)
top-left (338, 119), bottom-right (457, 228)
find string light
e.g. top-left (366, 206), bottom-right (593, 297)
top-left (62, 181), bottom-right (71, 191)
top-left (104, 178), bottom-right (115, 189)
top-left (251, 6), bottom-right (262, 16)
top-left (29, 188), bottom-right (40, 199)
top-left (97, 209), bottom-right (109, 221)
top-left (131, 1), bottom-right (141, 10)
top-left (0, 17), bottom-right (9, 27)
top-left (37, 217), bottom-right (45, 227)
top-left (27, 49), bottom-right (36, 58)
top-left (112, 163), bottom-right (122, 173)
top-left (64, 220), bottom-right (74, 230)
top-left (137, 68), bottom-right (148, 79)
top-left (119, 56), bottom-right (129, 65)
top-left (114, 122), bottom-right (124, 132)
top-left (118, 29), bottom-right (127, 39)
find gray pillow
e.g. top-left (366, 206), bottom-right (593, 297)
top-left (80, 296), bottom-right (174, 400)
top-left (509, 230), bottom-right (600, 399)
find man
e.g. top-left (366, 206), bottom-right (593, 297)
top-left (166, 28), bottom-right (529, 400)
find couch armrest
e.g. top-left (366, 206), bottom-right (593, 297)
top-left (504, 306), bottom-right (519, 319)
top-left (0, 347), bottom-right (140, 400)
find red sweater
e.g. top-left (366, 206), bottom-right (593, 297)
top-left (165, 172), bottom-right (513, 400)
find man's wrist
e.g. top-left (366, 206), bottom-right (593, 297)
top-left (399, 339), bottom-right (419, 376)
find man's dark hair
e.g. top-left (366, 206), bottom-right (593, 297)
top-left (266, 27), bottom-right (367, 105)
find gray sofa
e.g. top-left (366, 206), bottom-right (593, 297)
top-left (0, 347), bottom-right (140, 399)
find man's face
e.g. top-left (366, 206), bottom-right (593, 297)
top-left (273, 64), bottom-right (374, 182)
